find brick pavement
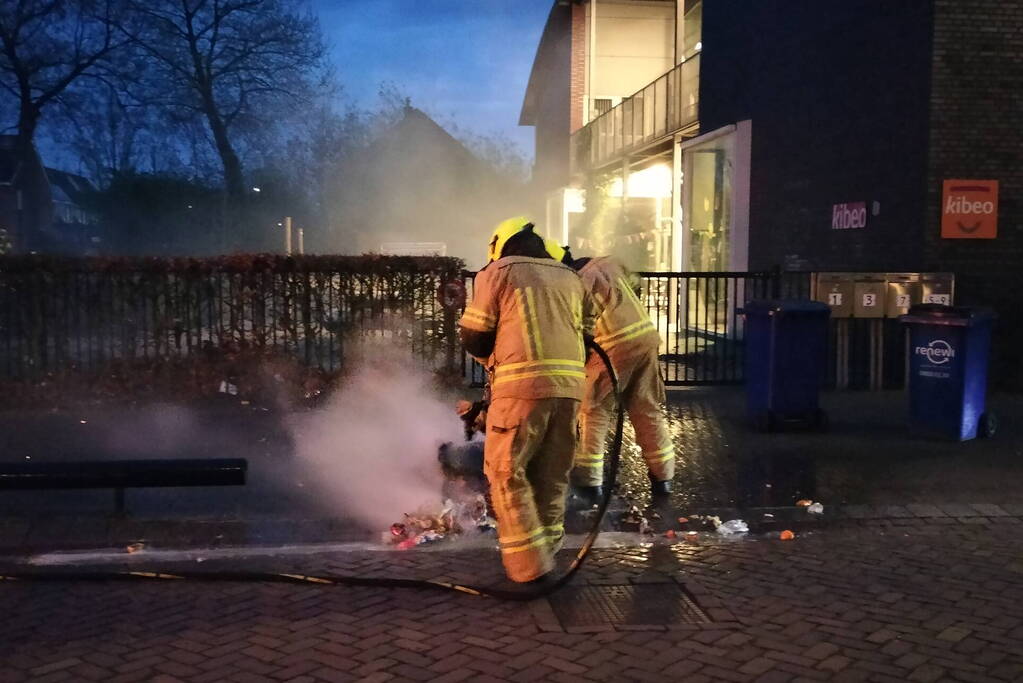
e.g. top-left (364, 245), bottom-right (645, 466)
top-left (2, 516), bottom-right (1023, 683)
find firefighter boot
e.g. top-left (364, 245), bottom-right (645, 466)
top-left (649, 473), bottom-right (672, 498)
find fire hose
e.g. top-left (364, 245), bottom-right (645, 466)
top-left (0, 341), bottom-right (624, 602)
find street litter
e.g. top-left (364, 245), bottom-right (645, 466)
top-left (677, 517), bottom-right (689, 524)
top-left (779, 530), bottom-right (795, 541)
top-left (795, 499), bottom-right (813, 507)
top-left (664, 529), bottom-right (677, 539)
top-left (218, 380), bottom-right (238, 395)
top-left (383, 495), bottom-right (496, 550)
top-left (125, 542), bottom-right (145, 554)
top-left (717, 519), bottom-right (749, 535)
top-left (807, 502), bottom-right (824, 514)
top-left (688, 514), bottom-right (721, 530)
top-left (621, 506), bottom-right (653, 534)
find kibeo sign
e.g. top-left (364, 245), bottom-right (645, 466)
top-left (832, 202), bottom-right (867, 230)
top-left (941, 180), bottom-right (998, 239)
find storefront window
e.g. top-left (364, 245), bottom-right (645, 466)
top-left (683, 130), bottom-right (736, 334)
top-left (685, 138), bottom-right (732, 272)
top-left (573, 165), bottom-right (673, 272)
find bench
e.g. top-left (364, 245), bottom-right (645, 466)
top-left (0, 458), bottom-right (247, 513)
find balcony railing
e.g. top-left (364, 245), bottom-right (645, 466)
top-left (572, 53), bottom-right (700, 173)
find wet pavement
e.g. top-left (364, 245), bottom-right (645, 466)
top-left (2, 390), bottom-right (1023, 681)
top-left (2, 517), bottom-right (1023, 682)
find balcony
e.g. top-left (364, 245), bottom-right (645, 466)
top-left (571, 53), bottom-right (700, 173)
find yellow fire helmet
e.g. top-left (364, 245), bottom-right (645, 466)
top-left (544, 240), bottom-right (567, 263)
top-left (487, 216), bottom-right (533, 262)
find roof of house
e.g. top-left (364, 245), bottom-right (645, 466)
top-left (519, 1), bottom-right (569, 127)
top-left (46, 168), bottom-right (96, 205)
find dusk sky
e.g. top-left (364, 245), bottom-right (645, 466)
top-left (313, 0), bottom-right (552, 159)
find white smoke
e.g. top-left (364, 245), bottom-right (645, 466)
top-left (288, 345), bottom-right (465, 530)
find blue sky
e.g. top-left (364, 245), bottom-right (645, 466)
top-left (313, 0), bottom-right (552, 159)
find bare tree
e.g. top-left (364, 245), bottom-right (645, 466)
top-left (0, 0), bottom-right (126, 151)
top-left (0, 0), bottom-right (126, 248)
top-left (120, 0), bottom-right (325, 200)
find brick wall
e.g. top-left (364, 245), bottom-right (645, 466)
top-left (569, 2), bottom-right (587, 134)
top-left (700, 0), bottom-right (935, 273)
top-left (925, 0), bottom-right (1023, 387)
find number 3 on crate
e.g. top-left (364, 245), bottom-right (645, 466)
top-left (862, 293), bottom-right (877, 307)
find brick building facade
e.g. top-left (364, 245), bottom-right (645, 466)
top-left (525, 0), bottom-right (1022, 384)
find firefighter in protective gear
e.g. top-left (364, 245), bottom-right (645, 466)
top-left (569, 255), bottom-right (675, 500)
top-left (460, 221), bottom-right (598, 583)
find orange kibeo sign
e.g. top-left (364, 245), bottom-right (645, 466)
top-left (941, 179), bottom-right (998, 239)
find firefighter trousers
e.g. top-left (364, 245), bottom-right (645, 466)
top-left (574, 344), bottom-right (675, 487)
top-left (484, 396), bottom-right (579, 583)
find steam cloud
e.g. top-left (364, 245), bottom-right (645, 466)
top-left (288, 345), bottom-right (465, 530)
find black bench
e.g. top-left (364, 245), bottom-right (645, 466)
top-left (0, 458), bottom-right (247, 513)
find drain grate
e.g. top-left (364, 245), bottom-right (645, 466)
top-left (548, 583), bottom-right (712, 628)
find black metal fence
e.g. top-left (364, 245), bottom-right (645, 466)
top-left (0, 256), bottom-right (463, 381)
top-left (0, 258), bottom-right (929, 391)
top-left (461, 269), bottom-right (813, 388)
top-left (637, 270), bottom-right (811, 385)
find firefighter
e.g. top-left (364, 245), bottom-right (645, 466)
top-left (557, 250), bottom-right (675, 502)
top-left (459, 217), bottom-right (597, 583)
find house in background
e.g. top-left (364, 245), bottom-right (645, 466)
top-left (0, 136), bottom-right (103, 255)
top-left (44, 168), bottom-right (102, 254)
top-left (325, 105), bottom-right (525, 269)
top-left (0, 135), bottom-right (53, 254)
top-left (522, 0), bottom-right (1022, 293)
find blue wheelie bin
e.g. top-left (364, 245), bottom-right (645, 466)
top-left (899, 304), bottom-right (995, 441)
top-left (740, 300), bottom-right (831, 432)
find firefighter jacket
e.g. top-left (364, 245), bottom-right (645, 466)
top-left (579, 257), bottom-right (658, 354)
top-left (459, 256), bottom-right (599, 402)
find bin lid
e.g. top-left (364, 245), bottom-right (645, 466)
top-left (899, 303), bottom-right (995, 327)
top-left (738, 299), bottom-right (831, 316)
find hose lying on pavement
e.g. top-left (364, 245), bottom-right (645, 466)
top-left (0, 341), bottom-right (624, 602)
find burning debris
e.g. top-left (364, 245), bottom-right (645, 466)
top-left (383, 494), bottom-right (496, 550)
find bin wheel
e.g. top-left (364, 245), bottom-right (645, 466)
top-left (979, 412), bottom-right (998, 439)
top-left (812, 409), bottom-right (829, 432)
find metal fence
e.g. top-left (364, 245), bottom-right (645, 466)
top-left (461, 270), bottom-right (813, 388)
top-left (637, 270), bottom-right (811, 385)
top-left (0, 259), bottom-right (460, 381)
top-left (2, 261), bottom-right (918, 391)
